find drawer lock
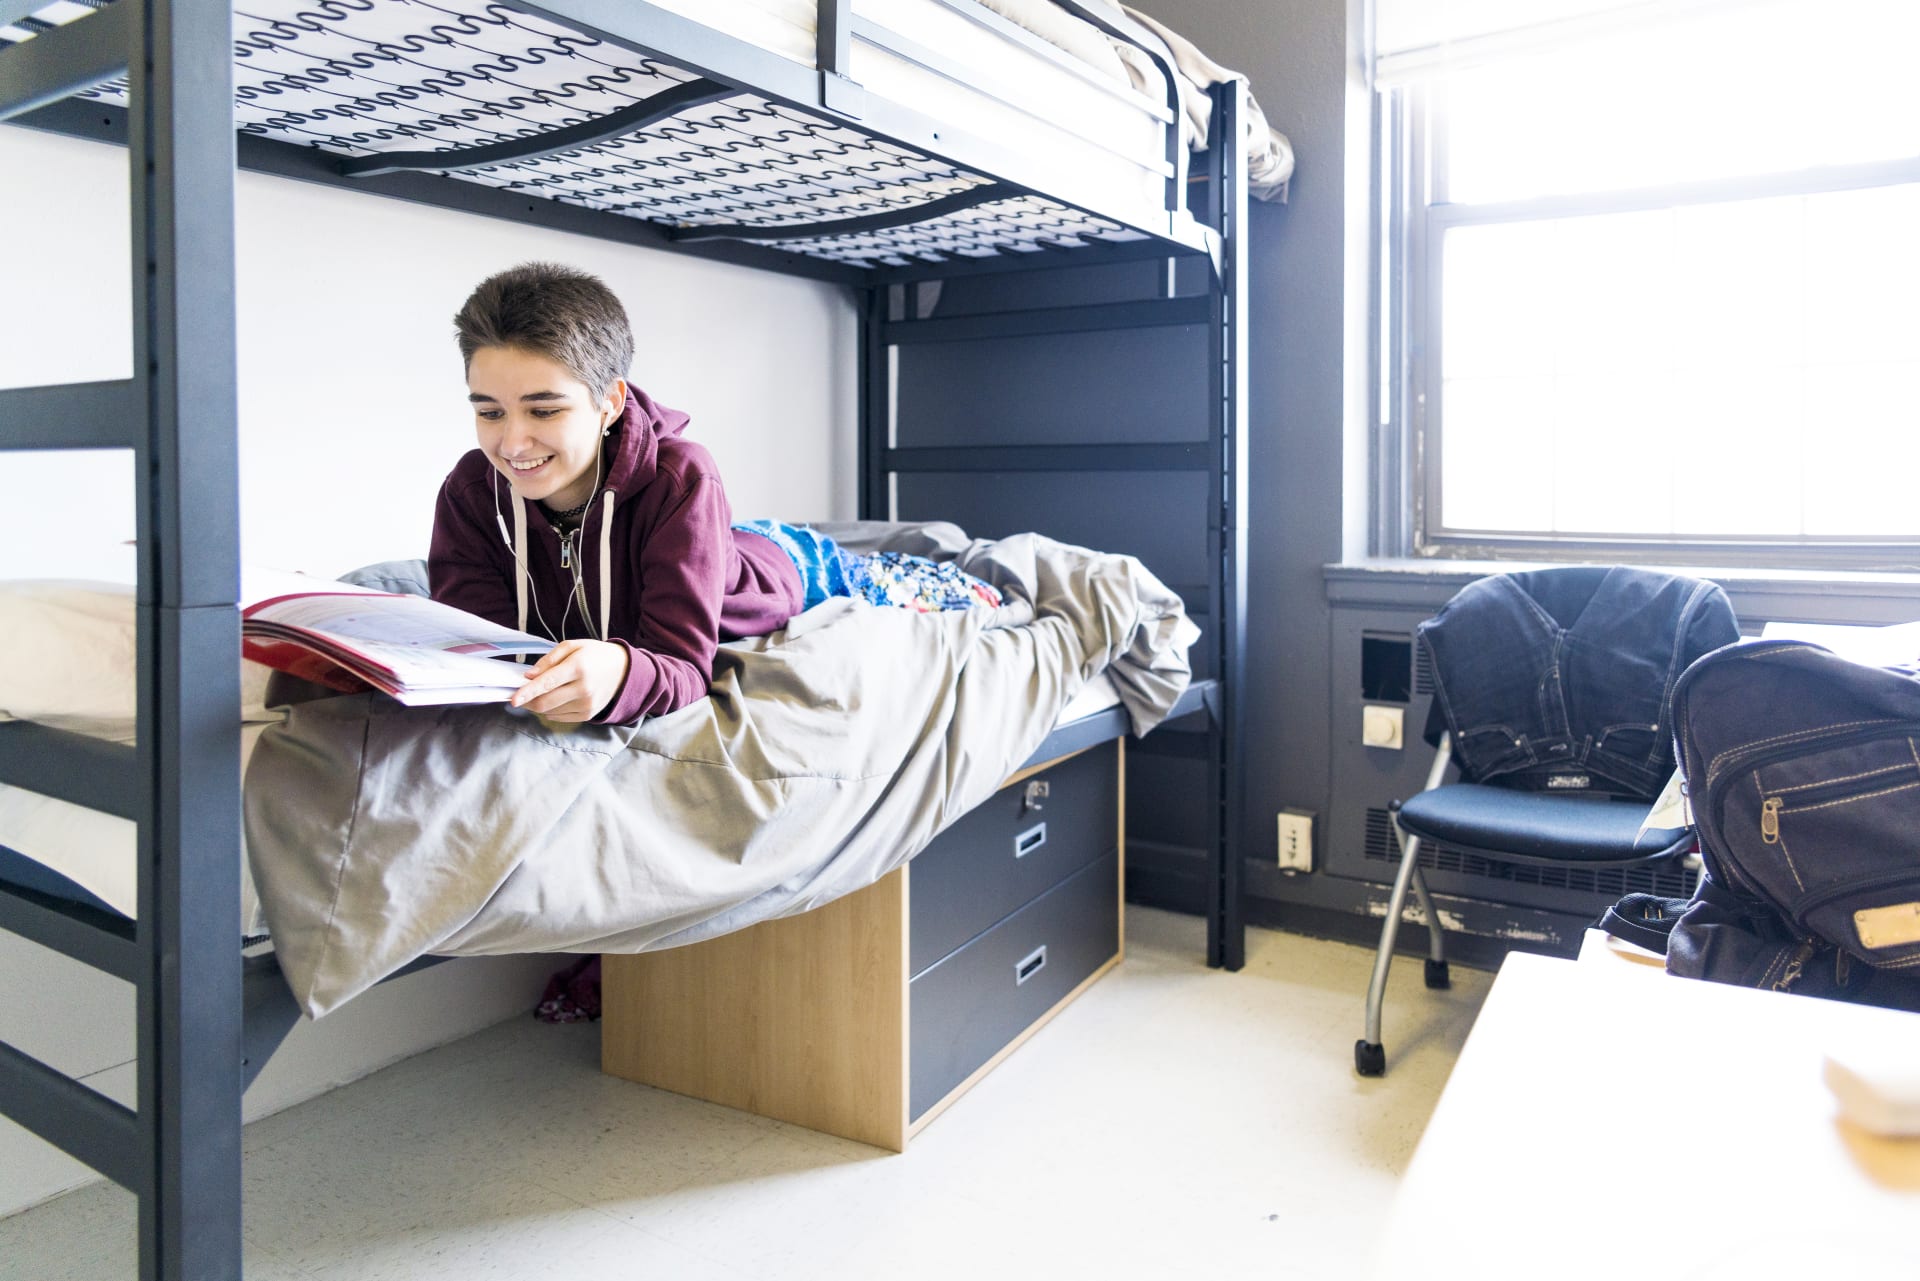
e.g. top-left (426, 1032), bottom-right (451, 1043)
top-left (1013, 822), bottom-right (1048, 859)
top-left (1022, 779), bottom-right (1049, 813)
top-left (1015, 945), bottom-right (1048, 986)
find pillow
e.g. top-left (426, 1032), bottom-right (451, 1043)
top-left (0, 579), bottom-right (280, 744)
top-left (336, 557), bottom-right (430, 597)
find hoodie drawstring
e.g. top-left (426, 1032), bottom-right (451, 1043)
top-left (598, 490), bottom-right (615, 642)
top-left (511, 491), bottom-right (529, 636)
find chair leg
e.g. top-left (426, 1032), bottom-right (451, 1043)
top-left (1357, 828), bottom-right (1424, 1077)
top-left (1408, 864), bottom-right (1450, 990)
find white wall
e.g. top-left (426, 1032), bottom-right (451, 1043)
top-left (0, 122), bottom-right (857, 1215)
top-left (0, 124), bottom-right (856, 579)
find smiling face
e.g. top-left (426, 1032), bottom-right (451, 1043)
top-left (467, 345), bottom-right (626, 513)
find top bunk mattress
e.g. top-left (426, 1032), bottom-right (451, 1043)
top-left (5, 0), bottom-right (1290, 268)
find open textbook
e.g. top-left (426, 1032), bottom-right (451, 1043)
top-left (241, 568), bottom-right (552, 706)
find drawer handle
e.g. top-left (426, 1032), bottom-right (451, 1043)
top-left (1015, 945), bottom-right (1048, 986)
top-left (1013, 822), bottom-right (1048, 859)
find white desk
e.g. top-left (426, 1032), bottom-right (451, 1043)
top-left (1380, 951), bottom-right (1920, 1278)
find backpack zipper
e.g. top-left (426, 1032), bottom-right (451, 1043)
top-left (1692, 724), bottom-right (1918, 904)
top-left (1792, 869), bottom-right (1920, 925)
top-left (1697, 722), bottom-right (1911, 797)
top-left (1773, 937), bottom-right (1817, 993)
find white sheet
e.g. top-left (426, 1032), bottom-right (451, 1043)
top-left (0, 607), bottom-right (1123, 942)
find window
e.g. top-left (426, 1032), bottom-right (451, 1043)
top-left (1383, 0), bottom-right (1920, 563)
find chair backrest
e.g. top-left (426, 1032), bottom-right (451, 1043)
top-left (1417, 566), bottom-right (1739, 801)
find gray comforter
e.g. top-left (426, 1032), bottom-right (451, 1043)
top-left (244, 524), bottom-right (1195, 1017)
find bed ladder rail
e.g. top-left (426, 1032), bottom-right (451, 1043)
top-left (0, 380), bottom-right (145, 449)
top-left (0, 720), bottom-right (144, 820)
top-left (0, 1034), bottom-right (142, 1189)
top-left (0, 880), bottom-right (140, 979)
top-left (1, 2), bottom-right (250, 1277)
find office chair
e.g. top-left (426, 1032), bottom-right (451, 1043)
top-left (1354, 565), bottom-right (1739, 1077)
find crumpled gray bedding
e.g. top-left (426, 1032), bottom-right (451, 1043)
top-left (244, 524), bottom-right (1196, 1017)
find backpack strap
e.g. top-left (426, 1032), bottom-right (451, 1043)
top-left (1597, 892), bottom-right (1692, 956)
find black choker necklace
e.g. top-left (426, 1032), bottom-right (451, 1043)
top-left (543, 495), bottom-right (593, 521)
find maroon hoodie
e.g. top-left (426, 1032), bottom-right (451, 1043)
top-left (428, 387), bottom-right (803, 724)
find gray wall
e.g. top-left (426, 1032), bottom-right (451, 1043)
top-left (1147, 0), bottom-right (1358, 925)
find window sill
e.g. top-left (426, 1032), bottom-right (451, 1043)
top-left (1326, 558), bottom-right (1920, 625)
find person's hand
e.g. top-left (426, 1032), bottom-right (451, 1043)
top-left (509, 639), bottom-right (630, 722)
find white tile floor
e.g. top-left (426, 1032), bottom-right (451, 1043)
top-left (0, 908), bottom-right (1493, 1281)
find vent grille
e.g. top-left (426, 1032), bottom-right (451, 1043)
top-left (1413, 642), bottom-right (1435, 697)
top-left (1363, 807), bottom-right (1699, 899)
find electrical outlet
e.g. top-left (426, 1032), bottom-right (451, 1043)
top-left (1277, 809), bottom-right (1314, 873)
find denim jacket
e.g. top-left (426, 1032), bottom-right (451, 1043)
top-left (1418, 567), bottom-right (1739, 800)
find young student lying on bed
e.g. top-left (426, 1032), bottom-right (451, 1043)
top-left (429, 262), bottom-right (999, 726)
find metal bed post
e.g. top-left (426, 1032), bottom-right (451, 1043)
top-left (129, 1), bottom-right (244, 1278)
top-left (858, 283), bottom-right (891, 521)
top-left (0, 2), bottom-right (240, 1277)
top-left (1205, 79), bottom-right (1249, 971)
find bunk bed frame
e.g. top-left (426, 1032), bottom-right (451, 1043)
top-left (0, 1), bottom-right (1248, 1275)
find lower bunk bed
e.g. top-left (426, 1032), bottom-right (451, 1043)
top-left (0, 520), bottom-right (1210, 1156)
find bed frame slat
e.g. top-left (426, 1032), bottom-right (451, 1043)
top-left (336, 77), bottom-right (738, 179)
top-left (885, 443), bottom-right (1211, 473)
top-left (671, 184), bottom-right (1012, 244)
top-left (885, 295), bottom-right (1209, 343)
top-left (0, 0), bottom-right (129, 123)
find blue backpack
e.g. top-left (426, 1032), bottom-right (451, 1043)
top-left (1604, 639), bottom-right (1920, 1010)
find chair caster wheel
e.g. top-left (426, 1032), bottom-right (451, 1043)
top-left (1424, 960), bottom-right (1451, 990)
top-left (1355, 1040), bottom-right (1386, 1077)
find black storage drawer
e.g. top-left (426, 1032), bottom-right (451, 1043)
top-left (908, 741), bottom-right (1117, 978)
top-left (908, 849), bottom-right (1119, 1122)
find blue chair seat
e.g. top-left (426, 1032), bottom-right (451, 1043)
top-left (1396, 784), bottom-right (1690, 866)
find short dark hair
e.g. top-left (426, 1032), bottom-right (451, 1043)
top-left (453, 262), bottom-right (634, 397)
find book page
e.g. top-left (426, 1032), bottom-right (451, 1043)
top-left (246, 591), bottom-right (553, 657)
top-left (347, 636), bottom-right (534, 689)
top-left (240, 566), bottom-right (382, 608)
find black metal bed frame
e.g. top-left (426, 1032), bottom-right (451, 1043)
top-left (0, 2), bottom-right (1247, 1275)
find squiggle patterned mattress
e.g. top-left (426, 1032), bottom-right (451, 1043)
top-left (12, 0), bottom-right (1183, 266)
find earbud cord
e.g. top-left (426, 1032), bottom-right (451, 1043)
top-left (556, 441), bottom-right (607, 639)
top-left (493, 471), bottom-right (558, 643)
